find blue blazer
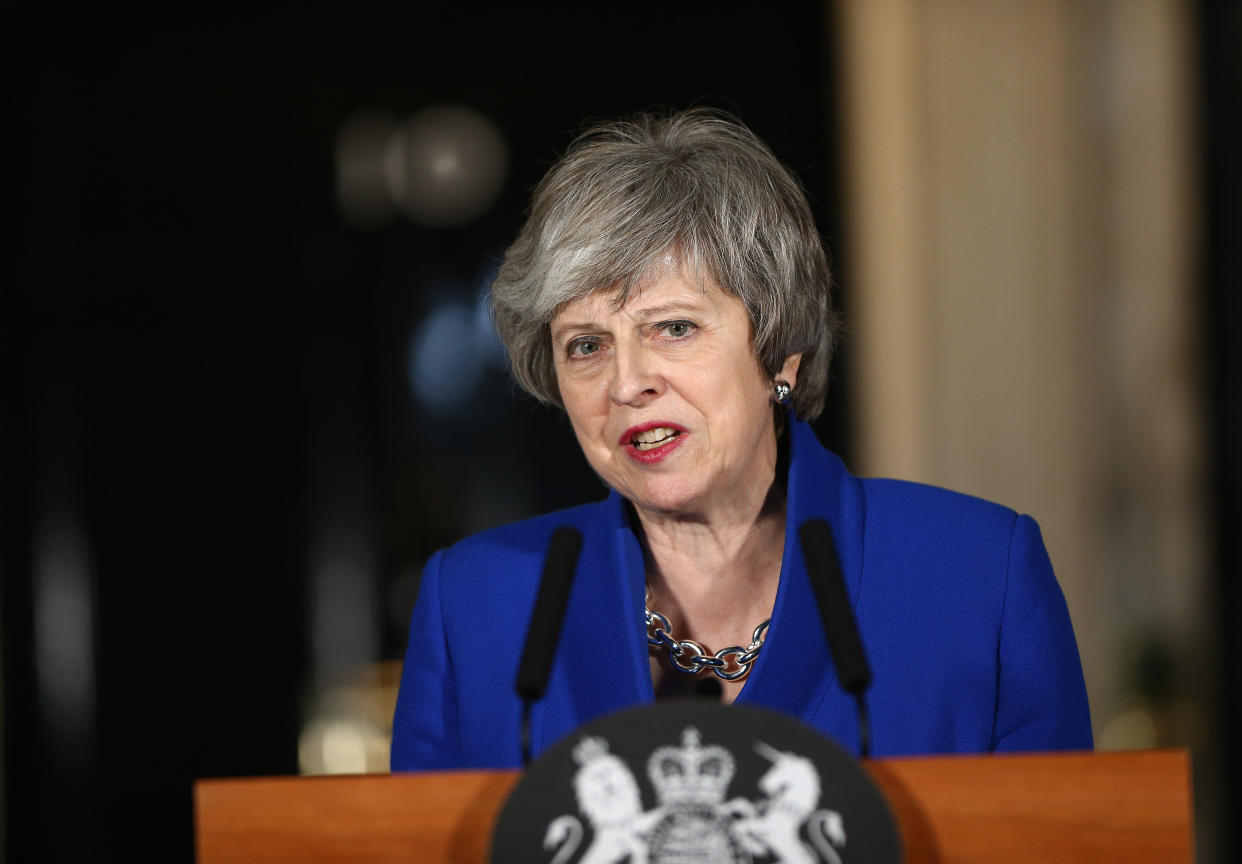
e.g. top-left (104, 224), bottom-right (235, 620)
top-left (391, 418), bottom-right (1092, 770)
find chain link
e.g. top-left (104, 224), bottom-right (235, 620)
top-left (644, 593), bottom-right (770, 682)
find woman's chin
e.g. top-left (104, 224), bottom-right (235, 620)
top-left (621, 480), bottom-right (708, 520)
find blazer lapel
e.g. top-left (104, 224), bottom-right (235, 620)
top-left (735, 418), bottom-right (866, 740)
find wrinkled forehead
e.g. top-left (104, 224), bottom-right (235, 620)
top-left (549, 256), bottom-right (720, 325)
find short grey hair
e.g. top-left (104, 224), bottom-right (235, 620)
top-left (490, 108), bottom-right (839, 419)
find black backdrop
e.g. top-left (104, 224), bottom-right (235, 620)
top-left (3, 6), bottom-right (847, 861)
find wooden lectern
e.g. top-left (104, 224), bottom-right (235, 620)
top-left (195, 749), bottom-right (1193, 863)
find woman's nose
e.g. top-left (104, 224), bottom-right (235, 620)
top-left (608, 341), bottom-right (662, 406)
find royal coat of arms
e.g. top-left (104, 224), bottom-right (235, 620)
top-left (543, 726), bottom-right (847, 864)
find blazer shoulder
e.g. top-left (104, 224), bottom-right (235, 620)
top-left (861, 476), bottom-right (1020, 542)
top-left (856, 477), bottom-right (1027, 603)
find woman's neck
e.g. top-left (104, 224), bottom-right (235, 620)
top-left (635, 477), bottom-right (787, 593)
top-left (634, 417), bottom-right (792, 703)
top-left (633, 417), bottom-right (792, 598)
top-left (636, 476), bottom-right (787, 706)
top-left (634, 467), bottom-right (787, 675)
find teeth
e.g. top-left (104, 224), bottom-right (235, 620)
top-left (634, 427), bottom-right (675, 444)
top-left (632, 427), bottom-right (680, 450)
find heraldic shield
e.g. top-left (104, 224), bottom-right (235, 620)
top-left (491, 702), bottom-right (900, 864)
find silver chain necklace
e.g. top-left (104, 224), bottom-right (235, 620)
top-left (644, 589), bottom-right (771, 681)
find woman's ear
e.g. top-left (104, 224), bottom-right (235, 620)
top-left (778, 353), bottom-right (802, 389)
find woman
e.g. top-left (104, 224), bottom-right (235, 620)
top-left (390, 109), bottom-right (1091, 770)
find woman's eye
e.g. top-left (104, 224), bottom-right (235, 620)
top-left (568, 338), bottom-right (600, 357)
top-left (659, 321), bottom-right (696, 339)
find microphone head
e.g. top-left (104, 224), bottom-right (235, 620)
top-left (515, 526), bottom-right (584, 701)
top-left (541, 525), bottom-right (584, 580)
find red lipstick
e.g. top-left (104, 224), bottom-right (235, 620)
top-left (619, 422), bottom-right (689, 465)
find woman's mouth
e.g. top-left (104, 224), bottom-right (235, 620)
top-left (631, 427), bottom-right (681, 451)
top-left (620, 423), bottom-right (689, 464)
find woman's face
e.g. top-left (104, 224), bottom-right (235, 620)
top-left (550, 267), bottom-right (799, 521)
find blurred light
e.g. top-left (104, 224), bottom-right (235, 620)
top-left (297, 664), bottom-right (400, 775)
top-left (321, 721), bottom-right (369, 774)
top-left (409, 303), bottom-right (485, 416)
top-left (407, 263), bottom-right (508, 417)
top-left (384, 104), bottom-right (507, 228)
top-left (34, 511), bottom-right (95, 745)
top-left (1098, 706), bottom-right (1159, 751)
top-left (335, 110), bottom-right (399, 230)
top-left (299, 717), bottom-right (372, 775)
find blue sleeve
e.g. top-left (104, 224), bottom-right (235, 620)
top-left (390, 549), bottom-right (464, 770)
top-left (992, 514), bottom-right (1093, 752)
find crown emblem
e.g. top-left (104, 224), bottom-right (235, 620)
top-left (647, 726), bottom-right (736, 806)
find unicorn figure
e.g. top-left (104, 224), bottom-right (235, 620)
top-left (726, 741), bottom-right (847, 864)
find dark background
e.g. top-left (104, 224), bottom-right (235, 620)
top-left (3, 3), bottom-right (1238, 862)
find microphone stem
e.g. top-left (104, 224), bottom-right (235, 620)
top-left (521, 699), bottom-right (533, 767)
top-left (855, 692), bottom-right (872, 759)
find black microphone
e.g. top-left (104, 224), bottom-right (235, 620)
top-left (516, 526), bottom-right (583, 765)
top-left (799, 518), bottom-right (874, 757)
